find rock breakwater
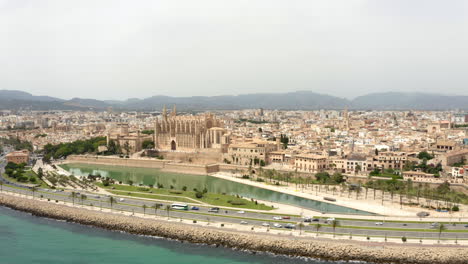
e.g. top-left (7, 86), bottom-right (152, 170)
top-left (0, 193), bottom-right (466, 264)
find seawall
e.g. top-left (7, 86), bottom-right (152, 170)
top-left (0, 193), bottom-right (466, 264)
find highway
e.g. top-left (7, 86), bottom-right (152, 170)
top-left (1, 183), bottom-right (467, 240)
top-left (0, 150), bottom-right (467, 240)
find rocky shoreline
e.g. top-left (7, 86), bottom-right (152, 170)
top-left (0, 193), bottom-right (467, 264)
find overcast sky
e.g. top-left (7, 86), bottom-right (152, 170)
top-left (1, 0), bottom-right (467, 100)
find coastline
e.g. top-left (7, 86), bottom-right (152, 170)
top-left (0, 193), bottom-right (466, 264)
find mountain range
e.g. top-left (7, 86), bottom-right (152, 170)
top-left (0, 90), bottom-right (467, 111)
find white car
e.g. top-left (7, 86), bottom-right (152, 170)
top-left (273, 223), bottom-right (282, 228)
top-left (273, 216), bottom-right (282, 220)
top-left (119, 198), bottom-right (125, 202)
top-left (237, 211), bottom-right (245, 214)
top-left (262, 223), bottom-right (270, 227)
top-left (240, 221), bottom-right (248, 225)
top-left (375, 222), bottom-right (383, 226)
top-left (326, 217), bottom-right (335, 222)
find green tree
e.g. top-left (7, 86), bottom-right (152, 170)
top-left (80, 194), bottom-right (87, 206)
top-left (438, 224), bottom-right (446, 243)
top-left (331, 220), bottom-right (340, 238)
top-left (142, 140), bottom-right (154, 149)
top-left (315, 223), bottom-right (322, 237)
top-left (165, 204), bottom-right (171, 219)
top-left (70, 191), bottom-right (78, 205)
top-left (31, 186), bottom-right (38, 199)
top-left (108, 196), bottom-right (116, 211)
top-left (142, 204), bottom-right (147, 215)
top-left (152, 203), bottom-right (162, 218)
top-left (417, 151), bottom-right (433, 160)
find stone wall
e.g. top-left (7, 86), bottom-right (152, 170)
top-left (1, 194), bottom-right (467, 264)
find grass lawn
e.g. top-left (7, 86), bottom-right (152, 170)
top-left (109, 190), bottom-right (199, 204)
top-left (3, 170), bottom-right (49, 189)
top-left (96, 183), bottom-right (273, 210)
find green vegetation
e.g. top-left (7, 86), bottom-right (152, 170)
top-left (0, 137), bottom-right (33, 151)
top-left (141, 140), bottom-right (154, 149)
top-left (34, 133), bottom-right (47, 138)
top-left (365, 178), bottom-right (468, 206)
top-left (110, 190), bottom-right (197, 204)
top-left (3, 163), bottom-right (48, 188)
top-left (234, 119), bottom-right (269, 124)
top-left (42, 136), bottom-right (109, 160)
top-left (141, 129), bottom-right (154, 135)
top-left (369, 168), bottom-right (402, 179)
top-left (95, 182), bottom-right (273, 210)
top-left (417, 151), bottom-right (434, 160)
top-left (279, 134), bottom-right (289, 149)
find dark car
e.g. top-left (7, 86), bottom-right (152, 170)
top-left (208, 207), bottom-right (220, 213)
top-left (284, 223), bottom-right (296, 229)
top-left (191, 206), bottom-right (199, 210)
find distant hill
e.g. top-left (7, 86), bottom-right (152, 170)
top-left (352, 92), bottom-right (468, 110)
top-left (123, 91), bottom-right (349, 110)
top-left (0, 90), bottom-right (467, 111)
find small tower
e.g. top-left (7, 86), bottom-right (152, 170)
top-left (171, 104), bottom-right (177, 117)
top-left (162, 105), bottom-right (168, 120)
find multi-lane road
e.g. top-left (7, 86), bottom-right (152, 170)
top-left (0, 149), bottom-right (467, 240)
top-left (1, 182), bottom-right (467, 240)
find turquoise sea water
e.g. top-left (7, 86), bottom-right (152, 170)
top-left (61, 163), bottom-right (374, 215)
top-left (0, 206), bottom-right (346, 264)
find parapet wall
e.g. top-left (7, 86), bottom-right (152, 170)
top-left (66, 155), bottom-right (219, 175)
top-left (67, 155), bottom-right (168, 169)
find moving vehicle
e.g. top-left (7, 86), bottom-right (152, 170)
top-left (208, 207), bottom-right (220, 213)
top-left (171, 203), bottom-right (189, 210)
top-left (237, 211), bottom-right (245, 214)
top-left (118, 198), bottom-right (125, 202)
top-left (262, 223), bottom-right (270, 227)
top-left (304, 217), bottom-right (312, 222)
top-left (273, 216), bottom-right (282, 220)
top-left (240, 221), bottom-right (248, 225)
top-left (375, 222), bottom-right (383, 226)
top-left (273, 223), bottom-right (282, 228)
top-left (190, 206), bottom-right (199, 210)
top-left (282, 216), bottom-right (291, 220)
top-left (284, 223), bottom-right (295, 229)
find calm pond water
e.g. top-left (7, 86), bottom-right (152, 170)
top-left (61, 163), bottom-right (374, 215)
top-left (0, 206), bottom-right (356, 264)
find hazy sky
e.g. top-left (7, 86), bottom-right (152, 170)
top-left (1, 0), bottom-right (467, 100)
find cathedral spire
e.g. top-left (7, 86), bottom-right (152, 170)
top-left (172, 104), bottom-right (177, 117)
top-left (163, 105), bottom-right (167, 120)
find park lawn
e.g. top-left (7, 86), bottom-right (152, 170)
top-left (3, 170), bottom-right (49, 189)
top-left (109, 190), bottom-right (199, 204)
top-left (95, 183), bottom-right (273, 210)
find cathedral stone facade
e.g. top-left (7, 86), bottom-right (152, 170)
top-left (154, 106), bottom-right (229, 152)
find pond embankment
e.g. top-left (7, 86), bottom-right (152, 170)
top-left (0, 193), bottom-right (466, 264)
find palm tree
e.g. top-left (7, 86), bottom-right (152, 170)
top-left (331, 220), bottom-right (340, 238)
top-left (165, 205), bottom-right (171, 219)
top-left (70, 191), bottom-right (78, 205)
top-left (298, 222), bottom-right (305, 235)
top-left (315, 223), bottom-right (322, 237)
top-left (0, 181), bottom-right (3, 193)
top-left (142, 204), bottom-right (147, 216)
top-left (438, 224), bottom-right (446, 243)
top-left (108, 196), bottom-right (116, 211)
top-left (80, 194), bottom-right (87, 206)
top-left (152, 203), bottom-right (162, 218)
top-left (31, 186), bottom-right (37, 199)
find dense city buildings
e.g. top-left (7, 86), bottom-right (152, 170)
top-left (1, 108), bottom-right (467, 185)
